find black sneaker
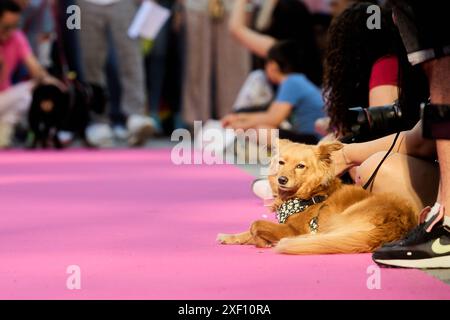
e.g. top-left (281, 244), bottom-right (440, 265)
top-left (381, 206), bottom-right (434, 248)
top-left (372, 206), bottom-right (450, 269)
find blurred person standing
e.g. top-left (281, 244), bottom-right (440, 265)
top-left (16, 0), bottom-right (54, 67)
top-left (77, 0), bottom-right (155, 147)
top-left (144, 0), bottom-right (180, 133)
top-left (54, 0), bottom-right (85, 81)
top-left (182, 0), bottom-right (250, 125)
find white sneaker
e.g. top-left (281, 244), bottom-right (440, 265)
top-left (112, 125), bottom-right (129, 140)
top-left (127, 114), bottom-right (156, 146)
top-left (251, 178), bottom-right (274, 200)
top-left (57, 131), bottom-right (74, 145)
top-left (85, 123), bottom-right (114, 147)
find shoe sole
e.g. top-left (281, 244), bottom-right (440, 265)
top-left (128, 123), bottom-right (154, 147)
top-left (374, 256), bottom-right (450, 269)
top-left (87, 137), bottom-right (114, 148)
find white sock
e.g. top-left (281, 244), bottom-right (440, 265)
top-left (426, 202), bottom-right (441, 222)
top-left (444, 215), bottom-right (450, 228)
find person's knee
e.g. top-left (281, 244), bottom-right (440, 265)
top-left (12, 85), bottom-right (33, 116)
top-left (0, 85), bottom-right (32, 124)
top-left (355, 151), bottom-right (398, 187)
top-left (17, 91), bottom-right (32, 114)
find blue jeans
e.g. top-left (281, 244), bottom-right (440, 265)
top-left (105, 30), bottom-right (125, 126)
top-left (58, 0), bottom-right (85, 81)
top-left (145, 0), bottom-right (175, 129)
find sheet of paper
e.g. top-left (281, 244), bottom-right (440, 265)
top-left (128, 1), bottom-right (171, 40)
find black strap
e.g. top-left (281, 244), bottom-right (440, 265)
top-left (302, 195), bottom-right (327, 206)
top-left (363, 132), bottom-right (401, 191)
top-left (422, 103), bottom-right (450, 140)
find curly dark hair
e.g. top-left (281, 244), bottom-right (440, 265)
top-left (323, 2), bottom-right (429, 135)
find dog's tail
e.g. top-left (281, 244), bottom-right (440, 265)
top-left (274, 229), bottom-right (377, 255)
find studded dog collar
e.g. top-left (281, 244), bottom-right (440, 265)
top-left (276, 196), bottom-right (327, 232)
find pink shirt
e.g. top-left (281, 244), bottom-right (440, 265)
top-left (0, 31), bottom-right (32, 91)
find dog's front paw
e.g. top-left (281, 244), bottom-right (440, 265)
top-left (217, 233), bottom-right (238, 245)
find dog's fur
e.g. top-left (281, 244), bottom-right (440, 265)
top-left (217, 139), bottom-right (417, 254)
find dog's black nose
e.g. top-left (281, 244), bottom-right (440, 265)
top-left (278, 176), bottom-right (288, 185)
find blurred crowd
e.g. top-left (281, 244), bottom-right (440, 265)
top-left (0, 0), bottom-right (442, 149)
top-left (0, 0), bottom-right (387, 149)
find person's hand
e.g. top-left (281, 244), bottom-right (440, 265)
top-left (315, 117), bottom-right (330, 137)
top-left (222, 113), bottom-right (255, 130)
top-left (222, 113), bottom-right (247, 129)
top-left (40, 74), bottom-right (68, 92)
top-left (330, 144), bottom-right (354, 177)
top-left (221, 113), bottom-right (238, 128)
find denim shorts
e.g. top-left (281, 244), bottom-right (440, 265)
top-left (389, 0), bottom-right (450, 65)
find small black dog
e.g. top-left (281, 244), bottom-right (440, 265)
top-left (28, 81), bottom-right (106, 149)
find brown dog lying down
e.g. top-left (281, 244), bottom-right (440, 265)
top-left (217, 139), bottom-right (417, 254)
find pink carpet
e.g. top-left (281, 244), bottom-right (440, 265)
top-left (0, 149), bottom-right (448, 300)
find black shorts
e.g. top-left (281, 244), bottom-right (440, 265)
top-left (388, 0), bottom-right (450, 65)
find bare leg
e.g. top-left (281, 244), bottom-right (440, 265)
top-left (355, 152), bottom-right (439, 214)
top-left (423, 57), bottom-right (450, 215)
top-left (437, 143), bottom-right (450, 214)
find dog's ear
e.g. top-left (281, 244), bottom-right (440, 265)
top-left (316, 141), bottom-right (343, 164)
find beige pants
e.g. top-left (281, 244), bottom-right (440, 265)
top-left (0, 81), bottom-right (34, 147)
top-left (0, 81), bottom-right (33, 124)
top-left (78, 0), bottom-right (145, 118)
top-left (183, 1), bottom-right (251, 124)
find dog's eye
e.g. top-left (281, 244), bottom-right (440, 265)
top-left (278, 160), bottom-right (285, 165)
top-left (296, 164), bottom-right (306, 169)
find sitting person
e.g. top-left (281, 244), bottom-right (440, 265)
top-left (317, 2), bottom-right (429, 139)
top-left (229, 0), bottom-right (377, 84)
top-left (222, 40), bottom-right (325, 144)
top-left (0, 0), bottom-right (62, 148)
top-left (251, 3), bottom-right (429, 199)
top-left (229, 0), bottom-right (322, 114)
top-left (347, 0), bottom-right (450, 269)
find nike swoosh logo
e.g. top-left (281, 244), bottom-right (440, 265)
top-left (431, 238), bottom-right (450, 254)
